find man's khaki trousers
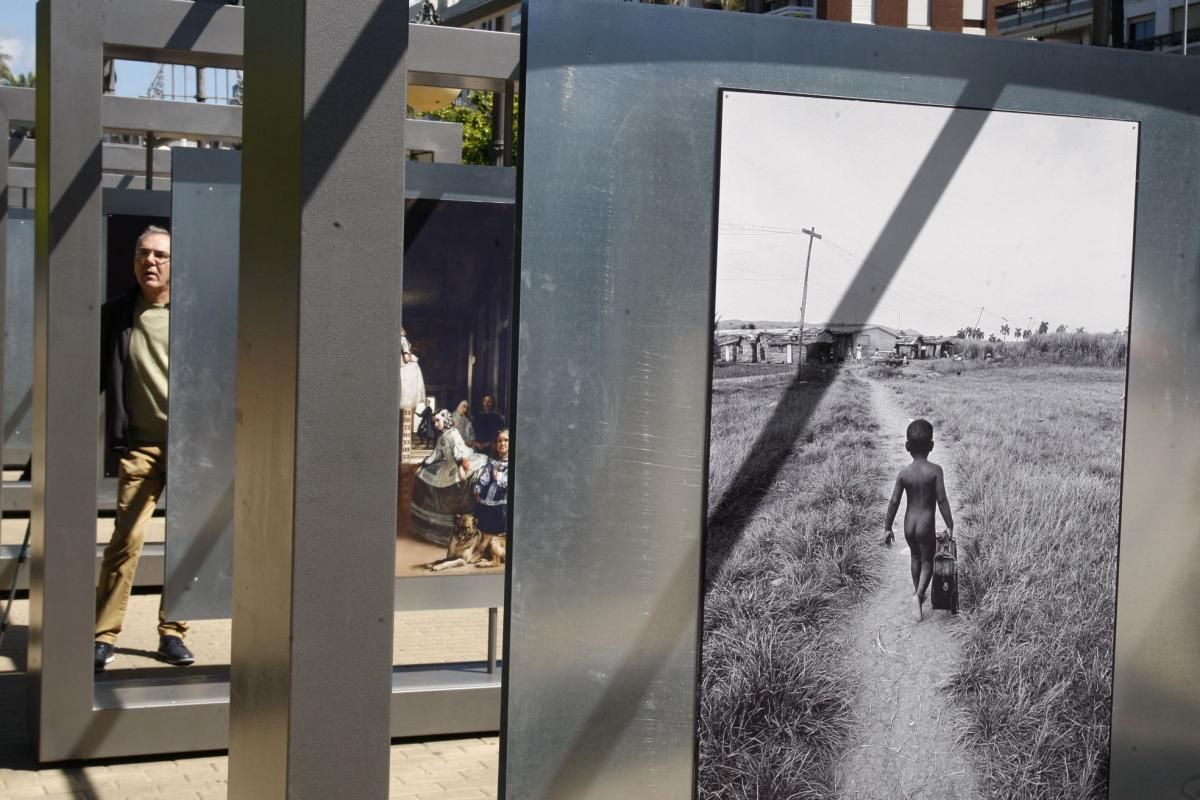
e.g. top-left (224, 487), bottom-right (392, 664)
top-left (94, 445), bottom-right (189, 645)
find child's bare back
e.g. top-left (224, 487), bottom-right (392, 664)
top-left (883, 419), bottom-right (954, 620)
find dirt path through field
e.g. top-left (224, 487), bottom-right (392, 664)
top-left (833, 375), bottom-right (979, 800)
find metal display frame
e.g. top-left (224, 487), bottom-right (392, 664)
top-left (23, 0), bottom-right (519, 777)
top-left (509, 2), bottom-right (1200, 798)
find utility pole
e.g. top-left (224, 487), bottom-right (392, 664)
top-left (798, 227), bottom-right (821, 373)
top-left (973, 306), bottom-right (985, 336)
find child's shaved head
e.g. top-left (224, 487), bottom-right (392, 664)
top-left (906, 419), bottom-right (934, 456)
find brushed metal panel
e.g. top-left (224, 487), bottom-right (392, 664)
top-left (30, 0), bottom-right (106, 763)
top-left (405, 162), bottom-right (515, 203)
top-left (512, 2), bottom-right (1200, 798)
top-left (229, 0), bottom-right (406, 796)
top-left (0, 87), bottom-right (35, 125)
top-left (4, 209), bottom-right (33, 465)
top-left (163, 147), bottom-right (240, 620)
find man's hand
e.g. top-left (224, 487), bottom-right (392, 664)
top-left (882, 529), bottom-right (894, 547)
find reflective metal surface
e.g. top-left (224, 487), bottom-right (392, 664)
top-left (163, 148), bottom-right (240, 620)
top-left (405, 162), bottom-right (515, 203)
top-left (228, 0), bottom-right (407, 796)
top-left (4, 209), bottom-right (33, 464)
top-left (512, 2), bottom-right (1200, 798)
top-left (30, 0), bottom-right (105, 762)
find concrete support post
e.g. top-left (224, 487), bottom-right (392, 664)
top-left (228, 1), bottom-right (407, 797)
top-left (30, 0), bottom-right (103, 759)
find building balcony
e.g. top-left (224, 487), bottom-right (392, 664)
top-left (995, 0), bottom-right (1092, 37)
top-left (1126, 27), bottom-right (1200, 52)
top-left (765, 0), bottom-right (818, 18)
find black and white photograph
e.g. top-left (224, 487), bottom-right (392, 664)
top-left (700, 91), bottom-right (1138, 800)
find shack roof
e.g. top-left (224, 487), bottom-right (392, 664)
top-left (757, 327), bottom-right (833, 345)
top-left (896, 335), bottom-right (925, 346)
top-left (923, 336), bottom-right (955, 345)
top-left (822, 323), bottom-right (914, 338)
top-left (714, 333), bottom-right (745, 346)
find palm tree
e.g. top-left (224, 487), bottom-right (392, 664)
top-left (0, 51), bottom-right (16, 86)
top-left (0, 51), bottom-right (33, 88)
top-left (1037, 320), bottom-right (1049, 335)
top-left (1000, 323), bottom-right (1010, 339)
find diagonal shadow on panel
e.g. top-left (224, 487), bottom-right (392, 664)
top-left (46, 142), bottom-right (102, 258)
top-left (162, 0), bottom-right (226, 53)
top-left (300, 0), bottom-right (410, 205)
top-left (536, 76), bottom-right (1007, 800)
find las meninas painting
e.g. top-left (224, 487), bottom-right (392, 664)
top-left (701, 91), bottom-right (1137, 800)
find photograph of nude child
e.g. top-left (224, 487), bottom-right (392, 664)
top-left (700, 91), bottom-right (1138, 800)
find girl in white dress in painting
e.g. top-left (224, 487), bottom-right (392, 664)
top-left (411, 409), bottom-right (488, 544)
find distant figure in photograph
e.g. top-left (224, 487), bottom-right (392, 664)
top-left (882, 418), bottom-right (955, 621)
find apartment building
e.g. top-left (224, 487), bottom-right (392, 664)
top-left (989, 0), bottom-right (1198, 52)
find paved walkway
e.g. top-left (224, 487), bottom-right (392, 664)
top-left (0, 586), bottom-right (503, 798)
top-left (833, 378), bottom-right (977, 800)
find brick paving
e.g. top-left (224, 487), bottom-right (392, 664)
top-left (0, 565), bottom-right (503, 798)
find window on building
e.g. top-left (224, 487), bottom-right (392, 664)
top-left (1128, 13), bottom-right (1155, 42)
top-left (1171, 2), bottom-right (1199, 32)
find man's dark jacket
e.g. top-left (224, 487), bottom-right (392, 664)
top-left (100, 288), bottom-right (141, 454)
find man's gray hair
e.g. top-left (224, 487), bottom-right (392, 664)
top-left (135, 225), bottom-right (171, 251)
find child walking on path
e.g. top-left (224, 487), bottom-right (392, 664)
top-left (883, 418), bottom-right (955, 621)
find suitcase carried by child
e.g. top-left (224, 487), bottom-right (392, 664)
top-left (931, 530), bottom-right (958, 614)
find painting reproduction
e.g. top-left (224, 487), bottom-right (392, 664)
top-left (700, 91), bottom-right (1137, 800)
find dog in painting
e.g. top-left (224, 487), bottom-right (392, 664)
top-left (426, 513), bottom-right (506, 571)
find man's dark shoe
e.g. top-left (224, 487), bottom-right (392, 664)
top-left (158, 635), bottom-right (195, 666)
top-left (94, 641), bottom-right (114, 672)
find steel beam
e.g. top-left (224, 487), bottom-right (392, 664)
top-left (405, 162), bottom-right (515, 203)
top-left (9, 140), bottom-right (173, 177)
top-left (30, 0), bottom-right (104, 762)
top-left (102, 0), bottom-right (244, 69)
top-left (408, 24), bottom-right (520, 92)
top-left (102, 96), bottom-right (242, 141)
top-left (407, 119), bottom-right (464, 164)
top-left (1, 543), bottom-right (164, 592)
top-left (437, 0), bottom-right (522, 29)
top-left (8, 166), bottom-right (171, 192)
top-left (228, 0), bottom-right (407, 796)
top-left (0, 87), bottom-right (34, 125)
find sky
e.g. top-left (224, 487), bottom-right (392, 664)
top-left (716, 91), bottom-right (1139, 337)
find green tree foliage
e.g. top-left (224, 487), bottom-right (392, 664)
top-left (420, 91), bottom-right (519, 166)
top-left (1, 47), bottom-right (34, 87)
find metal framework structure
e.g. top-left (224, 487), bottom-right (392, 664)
top-left (14, 1), bottom-right (517, 786)
top-left (510, 1), bottom-right (1200, 798)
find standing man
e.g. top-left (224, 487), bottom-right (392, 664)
top-left (470, 393), bottom-right (507, 454)
top-left (94, 226), bottom-right (194, 672)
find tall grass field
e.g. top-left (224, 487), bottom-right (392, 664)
top-left (700, 371), bottom-right (882, 799)
top-left (952, 331), bottom-right (1127, 367)
top-left (885, 364), bottom-right (1125, 799)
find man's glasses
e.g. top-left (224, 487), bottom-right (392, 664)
top-left (136, 248), bottom-right (171, 261)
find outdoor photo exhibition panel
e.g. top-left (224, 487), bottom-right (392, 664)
top-left (162, 147), bottom-right (240, 621)
top-left (4, 208), bottom-right (33, 470)
top-left (394, 170), bottom-right (515, 614)
top-left (28, 0), bottom-right (519, 770)
top-left (511, 2), bottom-right (1200, 798)
top-left (708, 93), bottom-right (1135, 799)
